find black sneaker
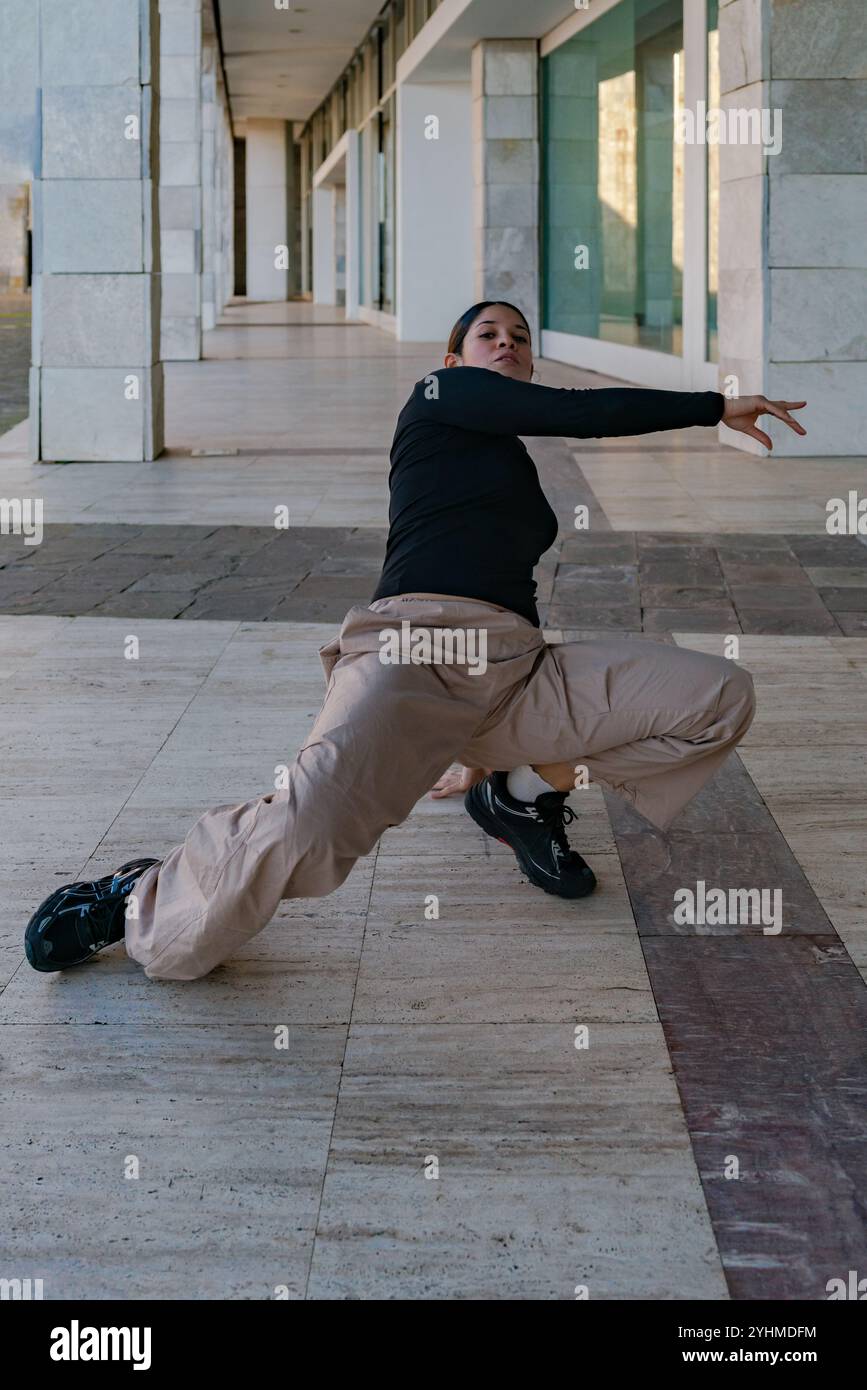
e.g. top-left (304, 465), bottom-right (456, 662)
top-left (24, 858), bottom-right (160, 973)
top-left (465, 772), bottom-right (597, 899)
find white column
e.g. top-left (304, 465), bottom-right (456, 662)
top-left (159, 0), bottom-right (202, 360)
top-left (396, 80), bottom-right (474, 342)
top-left (312, 185), bottom-right (336, 305)
top-left (300, 193), bottom-right (308, 297)
top-left (717, 0), bottom-right (770, 452)
top-left (245, 118), bottom-right (289, 301)
top-left (30, 0), bottom-right (163, 461)
top-left (214, 63), bottom-right (234, 312)
top-left (345, 130), bottom-right (361, 319)
top-left (200, 29), bottom-right (218, 331)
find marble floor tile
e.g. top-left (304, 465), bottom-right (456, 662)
top-left (0, 1023), bottom-right (345, 1299)
top-left (352, 924), bottom-right (655, 1024)
top-left (306, 1023), bottom-right (726, 1301)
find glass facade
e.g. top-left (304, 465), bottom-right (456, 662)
top-left (541, 0), bottom-right (685, 355)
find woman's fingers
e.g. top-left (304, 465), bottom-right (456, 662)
top-left (763, 398), bottom-right (807, 435)
top-left (429, 765), bottom-right (491, 798)
top-left (722, 394), bottom-right (807, 450)
top-left (429, 773), bottom-right (461, 798)
top-left (430, 766), bottom-right (472, 798)
top-left (746, 422), bottom-right (774, 449)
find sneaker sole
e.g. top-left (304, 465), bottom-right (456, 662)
top-left (464, 782), bottom-right (597, 900)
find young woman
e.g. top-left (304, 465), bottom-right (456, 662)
top-left (25, 301), bottom-right (807, 980)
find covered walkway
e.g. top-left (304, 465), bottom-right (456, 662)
top-left (2, 303), bottom-right (866, 1298)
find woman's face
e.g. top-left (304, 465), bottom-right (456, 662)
top-left (445, 305), bottom-right (533, 381)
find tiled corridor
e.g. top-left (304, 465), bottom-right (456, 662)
top-left (2, 302), bottom-right (866, 1299)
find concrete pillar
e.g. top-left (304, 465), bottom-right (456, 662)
top-left (200, 1), bottom-right (235, 330)
top-left (286, 136), bottom-right (301, 298)
top-left (30, 0), bottom-right (163, 462)
top-left (718, 0), bottom-right (867, 455)
top-left (335, 187), bottom-right (346, 307)
top-left (395, 80), bottom-right (474, 341)
top-left (245, 119), bottom-right (289, 301)
top-left (312, 185), bottom-right (336, 305)
top-left (681, 0), bottom-right (709, 381)
top-left (159, 0), bottom-right (202, 360)
top-left (345, 130), bottom-right (361, 319)
top-left (200, 32), bottom-right (218, 331)
top-left (213, 55), bottom-right (234, 314)
top-left (471, 39), bottom-right (539, 346)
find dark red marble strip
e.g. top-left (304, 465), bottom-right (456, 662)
top-left (641, 935), bottom-right (867, 1300)
top-left (606, 758), bottom-right (867, 1298)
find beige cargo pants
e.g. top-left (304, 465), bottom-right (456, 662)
top-left (126, 594), bottom-right (755, 980)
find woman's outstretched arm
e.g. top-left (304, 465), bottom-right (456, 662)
top-left (411, 366), bottom-right (806, 445)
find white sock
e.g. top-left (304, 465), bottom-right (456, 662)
top-left (506, 765), bottom-right (555, 803)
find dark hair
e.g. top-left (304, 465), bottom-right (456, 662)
top-left (447, 301), bottom-right (532, 357)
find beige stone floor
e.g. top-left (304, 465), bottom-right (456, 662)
top-left (0, 615), bottom-right (727, 1299)
top-left (1, 299), bottom-right (862, 530)
top-left (672, 632), bottom-right (867, 975)
top-left (578, 450), bottom-right (867, 534)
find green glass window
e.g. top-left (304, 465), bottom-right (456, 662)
top-left (542, 0), bottom-right (685, 355)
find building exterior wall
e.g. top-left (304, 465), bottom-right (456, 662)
top-left (159, 0), bottom-right (203, 361)
top-left (245, 119), bottom-right (290, 302)
top-left (395, 80), bottom-right (475, 342)
top-left (296, 0), bottom-right (863, 453)
top-left (1, 0), bottom-right (862, 458)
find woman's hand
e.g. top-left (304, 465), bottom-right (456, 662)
top-left (721, 395), bottom-right (807, 450)
top-left (429, 765), bottom-right (493, 799)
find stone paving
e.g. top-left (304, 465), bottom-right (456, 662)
top-left (2, 300), bottom-right (866, 1300)
top-left (2, 521), bottom-right (866, 633)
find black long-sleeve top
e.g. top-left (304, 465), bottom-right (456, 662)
top-left (371, 366), bottom-right (725, 626)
